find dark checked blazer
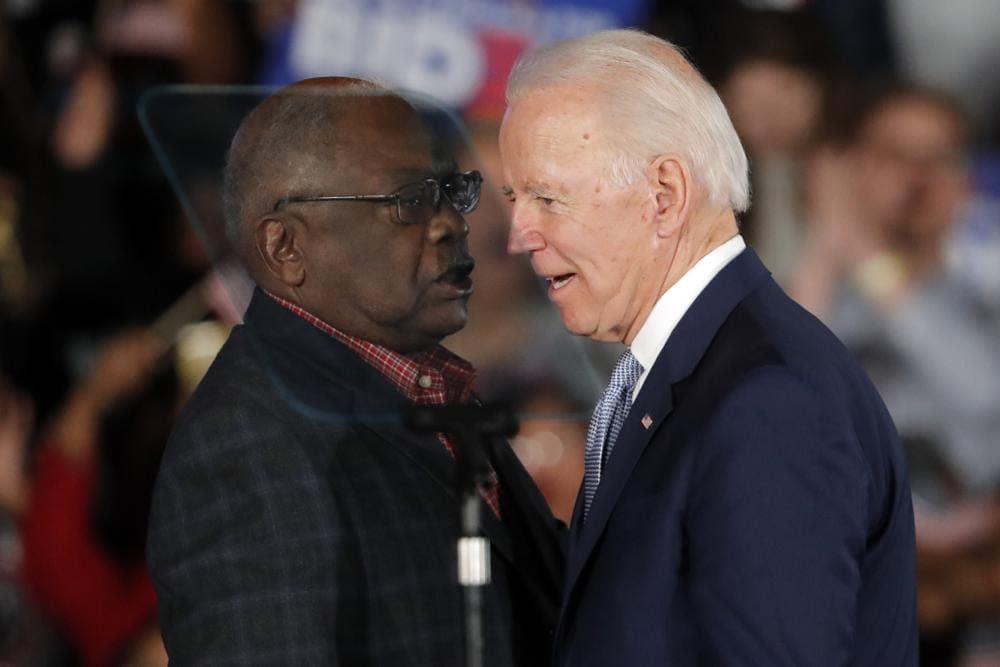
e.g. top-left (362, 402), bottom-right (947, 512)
top-left (555, 249), bottom-right (918, 666)
top-left (147, 289), bottom-right (563, 666)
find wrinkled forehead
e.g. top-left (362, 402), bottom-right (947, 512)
top-left (500, 87), bottom-right (609, 179)
top-left (503, 87), bottom-right (606, 144)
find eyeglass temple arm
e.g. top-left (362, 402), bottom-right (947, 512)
top-left (273, 194), bottom-right (398, 211)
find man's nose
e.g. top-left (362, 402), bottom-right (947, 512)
top-left (507, 204), bottom-right (545, 254)
top-left (427, 204), bottom-right (470, 244)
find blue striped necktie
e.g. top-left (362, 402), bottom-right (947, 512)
top-left (583, 349), bottom-right (643, 520)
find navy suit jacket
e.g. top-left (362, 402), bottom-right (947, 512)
top-left (148, 290), bottom-right (563, 665)
top-left (555, 249), bottom-right (918, 666)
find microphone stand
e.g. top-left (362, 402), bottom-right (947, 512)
top-left (403, 404), bottom-right (518, 667)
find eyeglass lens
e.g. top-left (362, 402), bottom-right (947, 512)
top-left (395, 172), bottom-right (481, 224)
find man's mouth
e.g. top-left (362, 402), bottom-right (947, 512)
top-left (435, 261), bottom-right (475, 294)
top-left (548, 273), bottom-right (576, 291)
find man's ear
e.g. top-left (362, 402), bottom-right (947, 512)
top-left (254, 215), bottom-right (305, 287)
top-left (650, 155), bottom-right (690, 238)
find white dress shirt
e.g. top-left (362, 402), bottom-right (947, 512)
top-left (630, 235), bottom-right (746, 399)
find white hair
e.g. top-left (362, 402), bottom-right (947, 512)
top-left (506, 29), bottom-right (750, 213)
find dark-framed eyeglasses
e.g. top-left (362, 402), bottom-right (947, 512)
top-left (273, 170), bottom-right (483, 225)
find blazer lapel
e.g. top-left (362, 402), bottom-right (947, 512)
top-left (560, 249), bottom-right (773, 616)
top-left (352, 399), bottom-right (519, 556)
top-left (354, 391), bottom-right (459, 495)
top-left (564, 369), bottom-right (677, 598)
top-left (352, 391), bottom-right (529, 572)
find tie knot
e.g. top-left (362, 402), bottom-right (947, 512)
top-left (610, 349), bottom-right (643, 392)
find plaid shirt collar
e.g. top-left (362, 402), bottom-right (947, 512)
top-left (264, 291), bottom-right (476, 405)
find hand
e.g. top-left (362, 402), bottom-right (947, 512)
top-left (802, 146), bottom-right (885, 273)
top-left (82, 329), bottom-right (163, 408)
top-left (790, 146), bottom-right (893, 316)
top-left (50, 329), bottom-right (162, 463)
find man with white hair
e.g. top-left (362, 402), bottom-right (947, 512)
top-left (500, 30), bottom-right (917, 665)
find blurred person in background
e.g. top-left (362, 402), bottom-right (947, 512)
top-left (0, 0), bottom-right (259, 424)
top-left (12, 264), bottom-right (238, 667)
top-left (790, 84), bottom-right (1000, 666)
top-left (14, 305), bottom-right (231, 667)
top-left (0, 5), bottom-right (258, 662)
top-left (888, 0), bottom-right (1000, 139)
top-left (0, 380), bottom-right (62, 666)
top-left (20, 330), bottom-right (167, 667)
top-left (714, 8), bottom-right (836, 283)
top-left (0, 10), bottom-right (62, 425)
top-left (6, 262), bottom-right (243, 666)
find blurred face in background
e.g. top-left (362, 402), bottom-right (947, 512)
top-left (721, 59), bottom-right (823, 158)
top-left (464, 123), bottom-right (538, 306)
top-left (852, 96), bottom-right (969, 251)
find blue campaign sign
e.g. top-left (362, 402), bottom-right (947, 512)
top-left (258, 0), bottom-right (651, 116)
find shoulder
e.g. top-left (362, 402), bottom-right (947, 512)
top-left (692, 281), bottom-right (887, 420)
top-left (151, 325), bottom-right (365, 529)
top-left (687, 287), bottom-right (889, 477)
top-left (147, 326), bottom-right (361, 573)
top-left (681, 325), bottom-right (900, 538)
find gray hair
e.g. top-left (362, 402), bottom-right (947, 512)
top-left (506, 29), bottom-right (750, 212)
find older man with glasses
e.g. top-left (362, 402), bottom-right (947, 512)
top-left (147, 77), bottom-right (562, 665)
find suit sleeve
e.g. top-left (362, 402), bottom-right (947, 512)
top-left (686, 367), bottom-right (871, 666)
top-left (147, 406), bottom-right (346, 665)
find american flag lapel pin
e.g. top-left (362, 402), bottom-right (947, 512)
top-left (641, 414), bottom-right (653, 430)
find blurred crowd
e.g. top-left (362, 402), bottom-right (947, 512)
top-left (0, 1), bottom-right (998, 665)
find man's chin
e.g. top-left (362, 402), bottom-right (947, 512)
top-left (557, 308), bottom-right (597, 339)
top-left (559, 310), bottom-right (624, 342)
top-left (418, 305), bottom-right (470, 344)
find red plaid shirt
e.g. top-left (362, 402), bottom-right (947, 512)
top-left (267, 292), bottom-right (501, 518)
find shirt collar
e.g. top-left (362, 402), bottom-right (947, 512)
top-left (263, 290), bottom-right (476, 405)
top-left (630, 235), bottom-right (746, 395)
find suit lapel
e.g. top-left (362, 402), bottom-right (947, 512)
top-left (560, 249), bottom-right (773, 620)
top-left (563, 366), bottom-right (677, 599)
top-left (353, 392), bottom-right (458, 498)
top-left (352, 393), bottom-right (521, 567)
top-left (353, 401), bottom-right (565, 602)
